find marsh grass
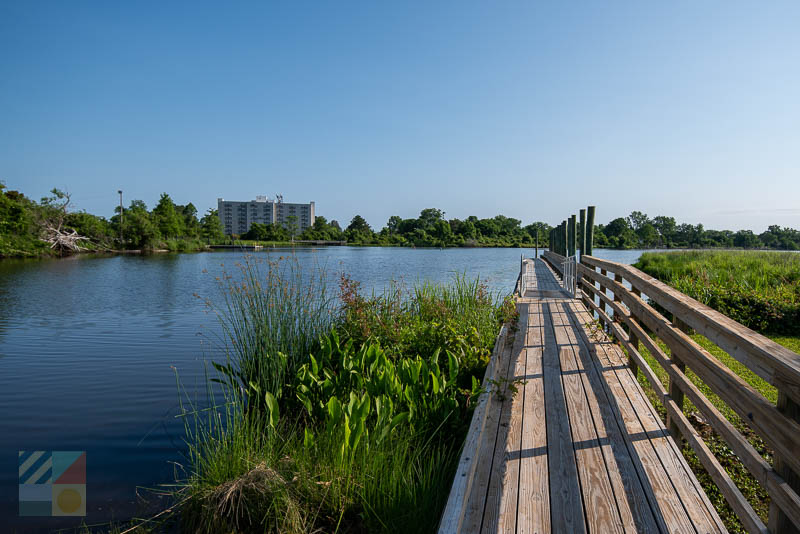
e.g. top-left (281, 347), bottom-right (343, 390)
top-left (635, 250), bottom-right (800, 334)
top-left (203, 255), bottom-right (337, 403)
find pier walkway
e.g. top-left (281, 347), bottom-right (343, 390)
top-left (439, 258), bottom-right (726, 534)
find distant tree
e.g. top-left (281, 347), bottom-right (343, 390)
top-left (460, 220), bottom-right (477, 240)
top-left (200, 209), bottom-right (224, 241)
top-left (524, 221), bottom-right (552, 245)
top-left (418, 208), bottom-right (445, 230)
top-left (123, 200), bottom-right (160, 248)
top-left (603, 218), bottom-right (637, 248)
top-left (651, 216), bottom-right (677, 246)
top-left (627, 211), bottom-right (650, 232)
top-left (347, 215), bottom-right (372, 234)
top-left (179, 202), bottom-right (200, 237)
top-left (330, 220), bottom-right (341, 231)
top-left (433, 219), bottom-right (453, 243)
top-left (385, 215), bottom-right (403, 234)
top-left (152, 193), bottom-right (183, 238)
top-left (637, 223), bottom-right (659, 248)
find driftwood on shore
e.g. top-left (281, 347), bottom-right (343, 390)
top-left (43, 225), bottom-right (90, 253)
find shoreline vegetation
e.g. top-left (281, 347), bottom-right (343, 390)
top-left (164, 257), bottom-right (517, 533)
top-left (4, 183), bottom-right (800, 258)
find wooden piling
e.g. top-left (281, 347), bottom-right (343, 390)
top-left (579, 209), bottom-right (586, 258)
top-left (569, 214), bottom-right (576, 257)
top-left (585, 206), bottom-right (595, 257)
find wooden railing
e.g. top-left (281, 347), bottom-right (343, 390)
top-left (578, 254), bottom-right (800, 534)
top-left (542, 250), bottom-right (564, 277)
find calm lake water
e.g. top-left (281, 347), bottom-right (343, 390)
top-left (0, 247), bottom-right (647, 531)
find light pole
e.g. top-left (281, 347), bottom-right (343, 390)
top-left (118, 190), bottom-right (123, 244)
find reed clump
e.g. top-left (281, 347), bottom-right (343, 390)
top-left (177, 256), bottom-right (511, 533)
top-left (635, 250), bottom-right (800, 334)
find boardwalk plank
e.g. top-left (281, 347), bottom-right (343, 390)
top-left (517, 300), bottom-right (550, 534)
top-left (541, 300), bottom-right (586, 534)
top-left (550, 300), bottom-right (626, 534)
top-left (494, 304), bottom-right (529, 533)
top-left (559, 299), bottom-right (661, 534)
top-left (570, 323), bottom-right (698, 533)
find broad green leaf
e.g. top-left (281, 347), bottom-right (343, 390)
top-left (265, 392), bottom-right (279, 429)
top-left (304, 428), bottom-right (315, 448)
top-left (448, 351), bottom-right (459, 382)
top-left (431, 372), bottom-right (440, 394)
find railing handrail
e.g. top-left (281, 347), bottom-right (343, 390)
top-left (580, 254), bottom-right (800, 400)
top-left (578, 254), bottom-right (800, 532)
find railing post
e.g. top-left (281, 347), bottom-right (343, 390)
top-left (598, 268), bottom-right (608, 328)
top-left (769, 392), bottom-right (800, 534)
top-left (628, 286), bottom-right (641, 378)
top-left (586, 206), bottom-right (595, 257)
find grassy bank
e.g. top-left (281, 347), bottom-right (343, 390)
top-left (174, 257), bottom-right (514, 533)
top-left (635, 250), bottom-right (800, 334)
top-left (629, 250), bottom-right (800, 532)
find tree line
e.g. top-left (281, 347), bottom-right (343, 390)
top-left (595, 210), bottom-right (800, 250)
top-left (2, 183), bottom-right (799, 256)
top-left (0, 184), bottom-right (225, 255)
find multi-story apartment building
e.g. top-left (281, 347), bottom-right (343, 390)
top-left (217, 196), bottom-right (315, 236)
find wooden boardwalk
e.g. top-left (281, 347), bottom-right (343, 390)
top-left (440, 258), bottom-right (726, 534)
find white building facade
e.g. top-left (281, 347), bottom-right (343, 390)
top-left (217, 196), bottom-right (315, 236)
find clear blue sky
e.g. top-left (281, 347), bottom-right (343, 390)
top-left (2, 1), bottom-right (799, 232)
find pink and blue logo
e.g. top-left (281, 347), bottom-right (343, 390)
top-left (19, 451), bottom-right (86, 516)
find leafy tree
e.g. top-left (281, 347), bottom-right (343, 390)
top-left (347, 215), bottom-right (372, 234)
top-left (627, 211), bottom-right (650, 232)
top-left (637, 223), bottom-right (659, 248)
top-left (603, 218), bottom-right (638, 249)
top-left (651, 216), bottom-right (677, 247)
top-left (733, 230), bottom-right (761, 249)
top-left (385, 215), bottom-right (403, 235)
top-left (152, 193), bottom-right (183, 238)
top-left (123, 200), bottom-right (160, 248)
top-left (418, 208), bottom-right (445, 230)
top-left (179, 202), bottom-right (200, 237)
top-left (200, 209), bottom-right (224, 241)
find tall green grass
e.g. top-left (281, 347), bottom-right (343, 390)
top-left (205, 256), bottom-right (337, 403)
top-left (635, 250), bottom-right (800, 334)
top-left (176, 257), bottom-right (510, 533)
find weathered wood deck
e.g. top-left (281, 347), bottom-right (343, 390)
top-left (439, 258), bottom-right (726, 534)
